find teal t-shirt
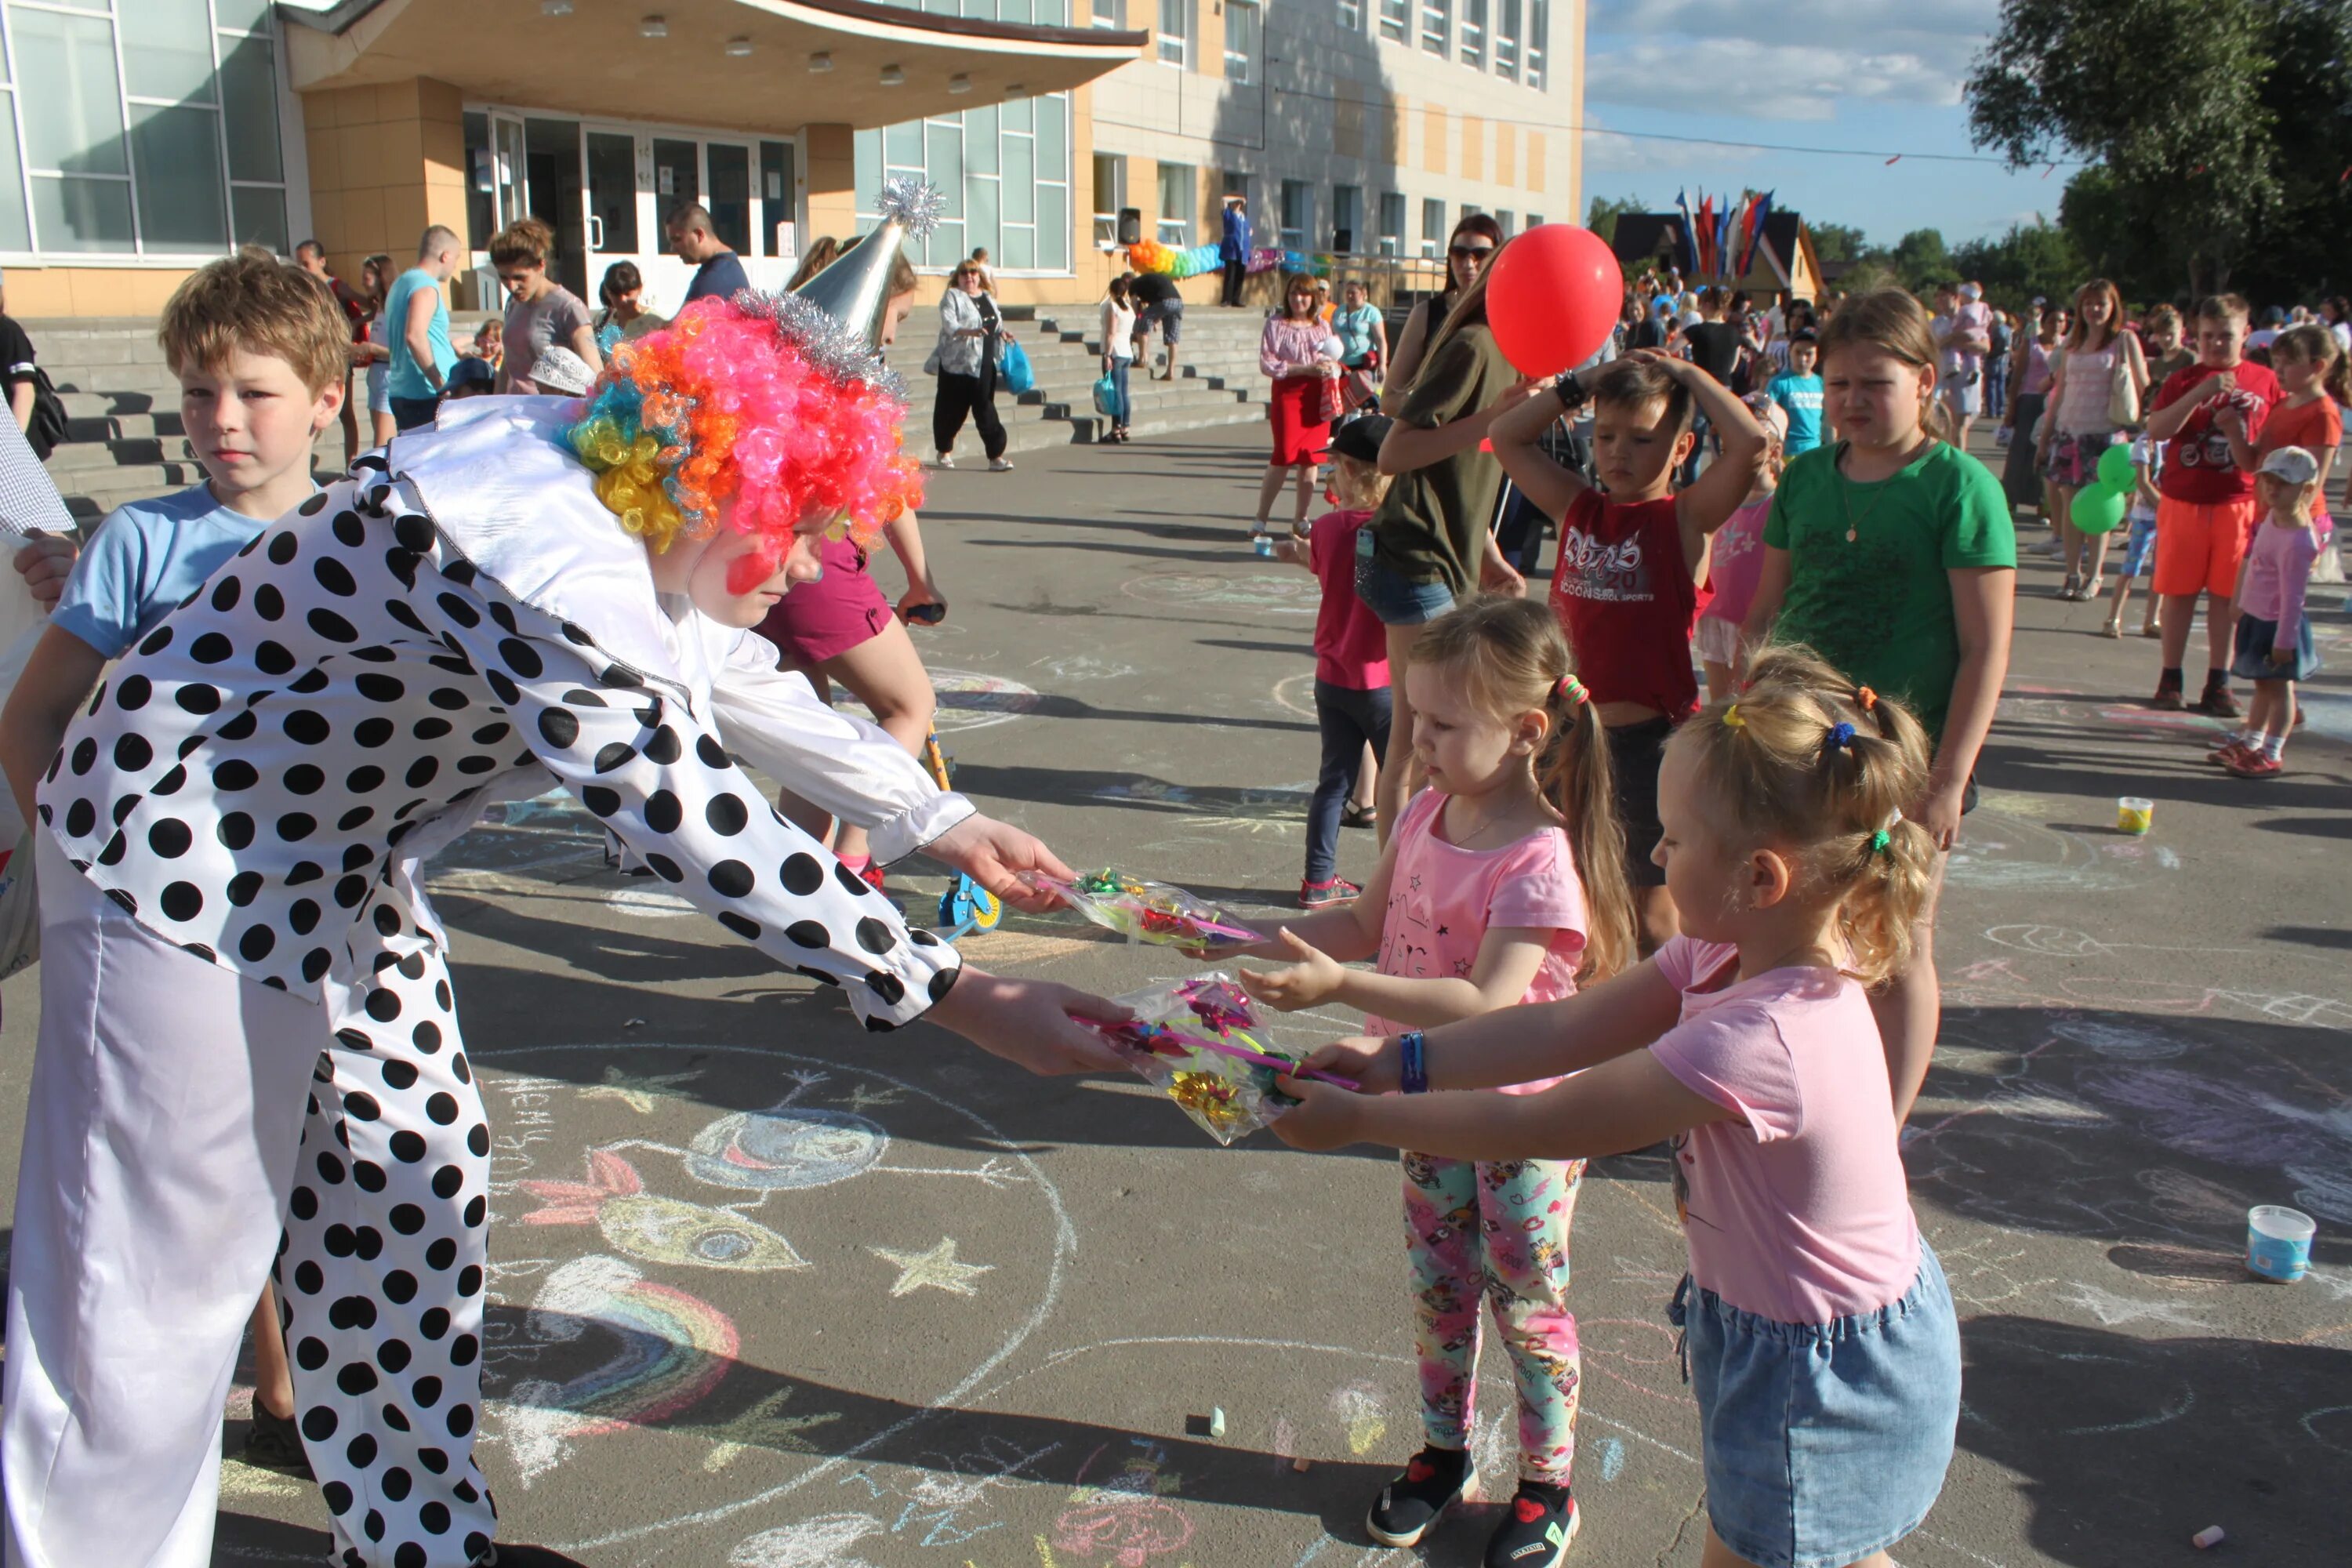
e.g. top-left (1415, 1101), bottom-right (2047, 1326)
top-left (384, 266), bottom-right (456, 399)
top-left (53, 482), bottom-right (302, 655)
top-left (1767, 372), bottom-right (1825, 455)
top-left (1762, 441), bottom-right (2015, 739)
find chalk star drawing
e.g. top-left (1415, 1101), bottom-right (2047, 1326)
top-left (869, 1237), bottom-right (995, 1298)
top-left (841, 1082), bottom-right (905, 1113)
top-left (701, 1387), bottom-right (845, 1471)
top-left (579, 1064), bottom-right (704, 1115)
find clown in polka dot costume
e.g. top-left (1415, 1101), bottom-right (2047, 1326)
top-left (2, 291), bottom-right (1124, 1567)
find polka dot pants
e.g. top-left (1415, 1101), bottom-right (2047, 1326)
top-left (279, 875), bottom-right (498, 1568)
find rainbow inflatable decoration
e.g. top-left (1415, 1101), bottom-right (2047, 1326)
top-left (1123, 241), bottom-right (1332, 279)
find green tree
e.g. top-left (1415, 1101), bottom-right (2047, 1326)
top-left (1951, 220), bottom-right (2089, 312)
top-left (1584, 193), bottom-right (1646, 245)
top-left (1966, 0), bottom-right (2283, 295)
top-left (1893, 228), bottom-right (1954, 292)
top-left (1808, 222), bottom-right (1869, 264)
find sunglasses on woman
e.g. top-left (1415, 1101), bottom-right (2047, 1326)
top-left (1449, 244), bottom-right (1494, 260)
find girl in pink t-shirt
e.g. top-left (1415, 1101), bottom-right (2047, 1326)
top-left (1213, 597), bottom-right (1636, 1565)
top-left (1272, 645), bottom-right (1963, 1568)
top-left (1697, 394), bottom-right (1788, 700)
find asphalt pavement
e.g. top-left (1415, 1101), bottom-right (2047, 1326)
top-left (2, 422), bottom-right (2347, 1568)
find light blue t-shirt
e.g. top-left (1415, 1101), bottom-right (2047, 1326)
top-left (53, 483), bottom-right (294, 657)
top-left (1769, 372), bottom-right (1826, 456)
top-left (384, 266), bottom-right (456, 400)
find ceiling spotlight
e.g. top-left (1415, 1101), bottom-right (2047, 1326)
top-left (724, 35), bottom-right (753, 56)
top-left (539, 0), bottom-right (572, 13)
top-left (638, 15), bottom-right (667, 38)
top-left (948, 72), bottom-right (972, 93)
top-left (879, 63), bottom-right (905, 85)
top-left (808, 50), bottom-right (833, 71)
top-left (1004, 82), bottom-right (1026, 97)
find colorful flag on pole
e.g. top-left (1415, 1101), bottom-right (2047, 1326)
top-left (1675, 188), bottom-right (1699, 276)
top-left (1740, 191), bottom-right (1774, 278)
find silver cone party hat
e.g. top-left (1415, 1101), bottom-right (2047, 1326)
top-left (789, 175), bottom-right (946, 349)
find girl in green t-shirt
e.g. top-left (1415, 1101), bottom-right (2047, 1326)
top-left (1740, 289), bottom-right (2016, 1129)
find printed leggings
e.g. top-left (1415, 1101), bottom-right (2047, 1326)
top-left (1403, 1152), bottom-right (1584, 1484)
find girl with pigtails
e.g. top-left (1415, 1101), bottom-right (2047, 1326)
top-left (1206, 596), bottom-right (1636, 1567)
top-left (2, 187), bottom-right (1130, 1568)
top-left (1271, 644), bottom-right (1964, 1568)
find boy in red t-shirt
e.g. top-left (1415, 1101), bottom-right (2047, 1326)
top-left (1273, 414), bottom-right (1396, 907)
top-left (1489, 351), bottom-right (1767, 948)
top-left (2143, 292), bottom-right (2282, 714)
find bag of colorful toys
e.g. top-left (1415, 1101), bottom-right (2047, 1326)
top-left (1023, 868), bottom-right (1266, 953)
top-left (1079, 975), bottom-right (1355, 1145)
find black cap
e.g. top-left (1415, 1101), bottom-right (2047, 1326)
top-left (1330, 414), bottom-right (1392, 463)
top-left (445, 357), bottom-right (495, 394)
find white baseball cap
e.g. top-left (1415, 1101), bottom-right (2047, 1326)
top-left (2258, 445), bottom-right (2320, 487)
top-left (528, 346), bottom-right (596, 396)
top-left (1959, 282), bottom-right (1983, 302)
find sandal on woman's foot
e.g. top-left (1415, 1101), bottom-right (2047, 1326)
top-left (2099, 620), bottom-right (2122, 638)
top-left (2057, 573), bottom-right (2081, 600)
top-left (241, 1400), bottom-right (314, 1478)
top-left (1341, 804), bottom-right (1377, 829)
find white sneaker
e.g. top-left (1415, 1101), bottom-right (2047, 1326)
top-left (989, 457), bottom-right (1014, 471)
top-left (934, 452), bottom-right (956, 469)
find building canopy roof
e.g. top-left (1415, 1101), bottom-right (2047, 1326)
top-left (285, 0), bottom-right (1146, 131)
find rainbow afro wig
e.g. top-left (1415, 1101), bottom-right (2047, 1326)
top-left (557, 291), bottom-right (924, 582)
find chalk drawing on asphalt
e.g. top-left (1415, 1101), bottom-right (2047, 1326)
top-left (869, 1237), bottom-right (996, 1298)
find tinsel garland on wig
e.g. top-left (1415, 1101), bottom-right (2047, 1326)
top-left (559, 298), bottom-right (922, 587)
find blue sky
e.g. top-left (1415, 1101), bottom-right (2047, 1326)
top-left (1578, 0), bottom-right (2073, 247)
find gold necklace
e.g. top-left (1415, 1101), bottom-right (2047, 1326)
top-left (1835, 436), bottom-right (1929, 543)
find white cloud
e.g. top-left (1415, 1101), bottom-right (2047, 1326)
top-left (1589, 0), bottom-right (1996, 46)
top-left (1580, 111), bottom-right (1759, 176)
top-left (1586, 40), bottom-right (1967, 122)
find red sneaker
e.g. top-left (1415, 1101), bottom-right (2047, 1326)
top-left (1299, 877), bottom-right (1362, 909)
top-left (2226, 749), bottom-right (2283, 778)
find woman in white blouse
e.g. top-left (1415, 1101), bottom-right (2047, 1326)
top-left (1100, 274), bottom-right (1138, 445)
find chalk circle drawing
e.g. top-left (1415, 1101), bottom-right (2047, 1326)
top-left (609, 886), bottom-right (696, 919)
top-left (686, 1106), bottom-right (890, 1192)
top-left (504, 1253), bottom-right (742, 1485)
top-left (1272, 671), bottom-right (1317, 720)
top-left (474, 1043), bottom-right (1073, 1554)
top-left (2049, 1018), bottom-right (2190, 1062)
top-left (729, 1514), bottom-right (884, 1568)
top-left (1945, 796), bottom-right (2183, 893)
top-left (839, 667), bottom-right (1040, 732)
top-left (1120, 570), bottom-right (1321, 617)
top-left (521, 1149), bottom-right (809, 1272)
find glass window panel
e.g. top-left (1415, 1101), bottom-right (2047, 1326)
top-left (1224, 0), bottom-right (1256, 83)
top-left (1377, 191), bottom-right (1403, 256)
top-left (1420, 0), bottom-right (1446, 55)
top-left (1338, 0), bottom-right (1361, 31)
top-left (31, 174), bottom-right (133, 252)
top-left (930, 219), bottom-right (963, 265)
top-left (1460, 0), bottom-right (1484, 66)
top-left (231, 183), bottom-right (286, 253)
top-left (1156, 0), bottom-right (1186, 64)
top-left (585, 131), bottom-right (638, 255)
top-left (1001, 93), bottom-right (1032, 134)
top-left (218, 31), bottom-right (282, 182)
top-left (1156, 161), bottom-right (1191, 245)
top-left (1002, 134), bottom-right (1033, 223)
top-left (707, 142), bottom-right (751, 252)
top-left (759, 138), bottom-right (793, 256)
top-left (1333, 185), bottom-right (1359, 251)
top-left (883, 120), bottom-right (923, 169)
top-left (853, 128), bottom-right (880, 214)
top-left (1378, 0), bottom-right (1406, 42)
top-left (1526, 0), bottom-right (1547, 87)
top-left (1093, 0), bottom-right (1120, 24)
top-left (14, 9), bottom-right (126, 176)
top-left (1000, 221), bottom-right (1033, 270)
top-left (1420, 196), bottom-right (1443, 257)
top-left (1494, 0), bottom-right (1519, 76)
top-left (965, 173), bottom-right (1000, 264)
top-left (213, 0), bottom-right (274, 31)
top-left (652, 136), bottom-right (699, 219)
top-left (1037, 93), bottom-right (1066, 183)
top-left (964, 103), bottom-right (998, 176)
top-left (996, 0), bottom-right (1028, 21)
top-left (33, 0), bottom-right (108, 13)
top-left (923, 120), bottom-right (962, 264)
top-left (463, 111), bottom-right (495, 250)
top-left (1037, 179), bottom-right (1065, 270)
top-left (129, 103), bottom-right (226, 249)
top-left (120, 0), bottom-right (216, 103)
top-left (0, 107), bottom-right (24, 249)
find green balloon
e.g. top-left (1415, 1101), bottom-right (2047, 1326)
top-left (2071, 481), bottom-right (2128, 535)
top-left (2096, 441), bottom-right (2137, 492)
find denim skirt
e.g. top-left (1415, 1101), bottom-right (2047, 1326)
top-left (1671, 1241), bottom-right (1962, 1568)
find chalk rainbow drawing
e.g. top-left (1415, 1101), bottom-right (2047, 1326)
top-left (503, 1253), bottom-right (741, 1484)
top-left (521, 1149), bottom-right (808, 1271)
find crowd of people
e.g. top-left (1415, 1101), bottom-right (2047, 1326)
top-left (0, 202), bottom-right (2339, 1568)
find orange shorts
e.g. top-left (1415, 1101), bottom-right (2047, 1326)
top-left (2152, 495), bottom-right (2258, 600)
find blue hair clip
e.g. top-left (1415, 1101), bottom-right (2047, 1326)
top-left (1826, 721), bottom-right (1857, 753)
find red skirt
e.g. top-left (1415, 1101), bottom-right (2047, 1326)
top-left (1268, 376), bottom-right (1332, 466)
top-left (755, 535), bottom-right (892, 666)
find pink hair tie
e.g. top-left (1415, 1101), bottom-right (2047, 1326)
top-left (1555, 673), bottom-right (1589, 708)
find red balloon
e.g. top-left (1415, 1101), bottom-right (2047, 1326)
top-left (1483, 224), bottom-right (1625, 379)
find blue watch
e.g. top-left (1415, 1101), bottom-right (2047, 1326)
top-left (1399, 1030), bottom-right (1429, 1094)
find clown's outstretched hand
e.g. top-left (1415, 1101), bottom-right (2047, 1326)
top-left (927, 815), bottom-right (1076, 914)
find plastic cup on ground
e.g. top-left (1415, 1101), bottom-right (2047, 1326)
top-left (2117, 797), bottom-right (2154, 835)
top-left (1252, 535), bottom-right (1275, 558)
top-left (2246, 1205), bottom-right (2314, 1282)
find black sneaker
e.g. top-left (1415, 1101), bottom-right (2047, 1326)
top-left (1366, 1445), bottom-right (1473, 1548)
top-left (1485, 1481), bottom-right (1579, 1567)
top-left (239, 1400), bottom-right (313, 1479)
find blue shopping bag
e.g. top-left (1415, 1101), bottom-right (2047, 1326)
top-left (998, 338), bottom-right (1035, 395)
top-left (1093, 372), bottom-right (1119, 416)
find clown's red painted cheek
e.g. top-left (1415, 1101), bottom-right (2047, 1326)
top-left (724, 540), bottom-right (785, 596)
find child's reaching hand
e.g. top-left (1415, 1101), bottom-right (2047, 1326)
top-left (1237, 927), bottom-right (1347, 1010)
top-left (1269, 1075), bottom-right (1365, 1149)
top-left (1299, 1033), bottom-right (1399, 1093)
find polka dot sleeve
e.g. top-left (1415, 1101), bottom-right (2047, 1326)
top-left (430, 579), bottom-right (961, 1033)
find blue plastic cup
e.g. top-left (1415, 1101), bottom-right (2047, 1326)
top-left (2247, 1205), bottom-right (2314, 1282)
